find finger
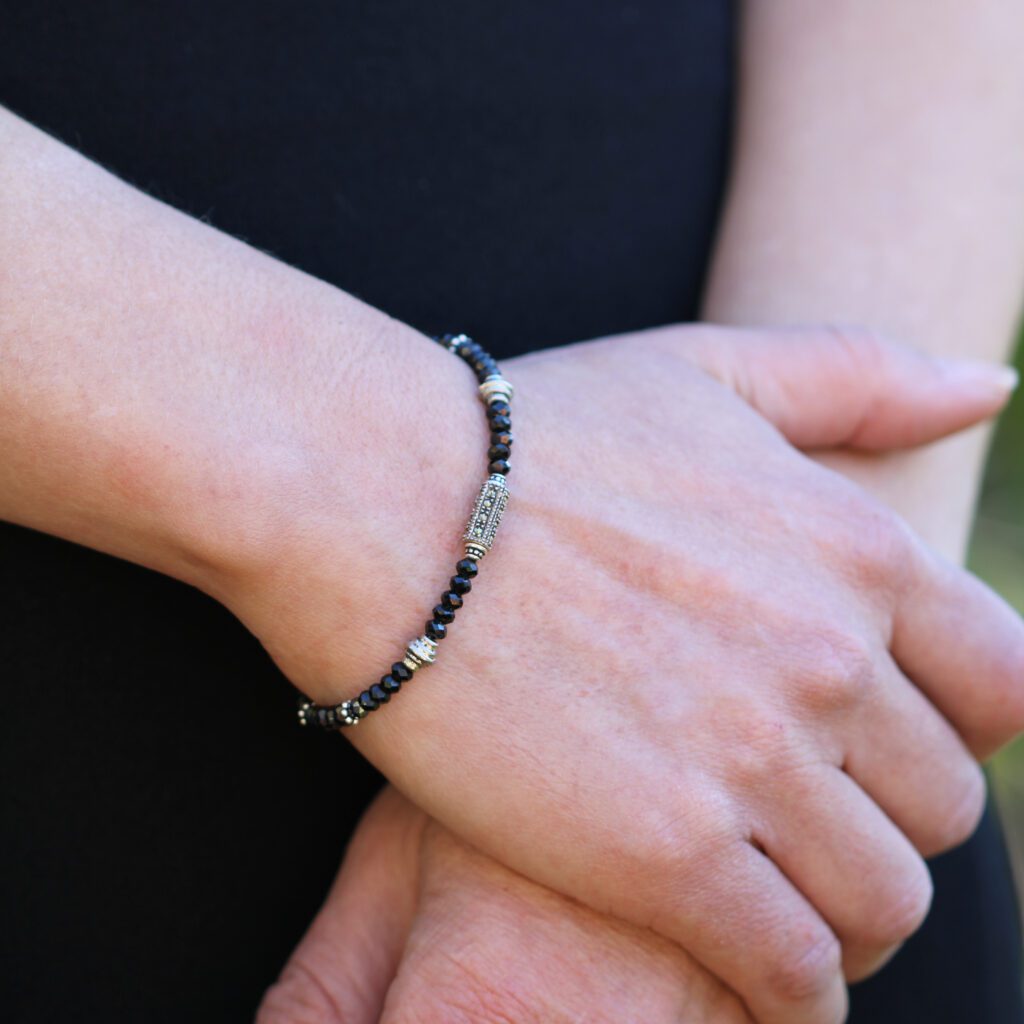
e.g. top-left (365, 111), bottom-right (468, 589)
top-left (674, 323), bottom-right (1016, 449)
top-left (619, 834), bottom-right (849, 1024)
top-left (256, 788), bottom-right (423, 1024)
top-left (892, 539), bottom-right (1024, 759)
top-left (380, 821), bottom-right (753, 1024)
top-left (755, 763), bottom-right (933, 984)
top-left (845, 651), bottom-right (986, 858)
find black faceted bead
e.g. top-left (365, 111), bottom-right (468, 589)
top-left (491, 431), bottom-right (514, 447)
top-left (489, 459), bottom-right (510, 475)
top-left (433, 604), bottom-right (455, 624)
top-left (456, 558), bottom-right (479, 578)
top-left (317, 707), bottom-right (331, 728)
top-left (381, 673), bottom-right (402, 694)
top-left (391, 662), bottom-right (413, 682)
top-left (488, 414), bottom-right (512, 432)
top-left (488, 443), bottom-right (510, 461)
top-left (441, 590), bottom-right (464, 610)
top-left (426, 619), bottom-right (447, 640)
top-left (450, 574), bottom-right (473, 594)
top-left (488, 400), bottom-right (511, 417)
top-left (369, 683), bottom-right (390, 704)
top-left (358, 690), bottom-right (379, 711)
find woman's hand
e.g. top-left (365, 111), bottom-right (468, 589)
top-left (224, 323), bottom-right (1023, 1024)
top-left (257, 787), bottom-right (753, 1024)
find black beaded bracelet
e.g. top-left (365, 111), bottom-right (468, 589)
top-left (296, 333), bottom-right (513, 731)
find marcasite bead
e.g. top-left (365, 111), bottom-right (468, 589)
top-left (433, 604), bottom-right (455, 624)
top-left (297, 333), bottom-right (510, 733)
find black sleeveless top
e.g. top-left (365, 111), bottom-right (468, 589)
top-left (2, 3), bottom-right (1020, 1021)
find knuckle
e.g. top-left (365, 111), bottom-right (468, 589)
top-left (767, 930), bottom-right (842, 1004)
top-left (841, 502), bottom-right (912, 592)
top-left (625, 801), bottom-right (743, 917)
top-left (986, 630), bottom-right (1024, 742)
top-left (256, 963), bottom-right (349, 1024)
top-left (825, 323), bottom-right (890, 367)
top-left (728, 710), bottom-right (809, 788)
top-left (384, 958), bottom-right (534, 1024)
top-left (813, 484), bottom-right (913, 597)
top-left (788, 627), bottom-right (879, 714)
top-left (925, 764), bottom-right (987, 854)
top-left (868, 861), bottom-right (934, 946)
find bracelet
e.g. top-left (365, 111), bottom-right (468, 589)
top-left (296, 333), bottom-right (513, 731)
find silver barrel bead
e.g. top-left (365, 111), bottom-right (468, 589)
top-left (463, 473), bottom-right (510, 559)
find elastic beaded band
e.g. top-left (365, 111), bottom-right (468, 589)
top-left (296, 333), bottom-right (513, 731)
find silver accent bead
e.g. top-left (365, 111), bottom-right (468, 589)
top-left (478, 376), bottom-right (514, 405)
top-left (464, 541), bottom-right (488, 561)
top-left (336, 701), bottom-right (358, 727)
top-left (406, 635), bottom-right (439, 668)
top-left (445, 333), bottom-right (472, 352)
top-left (463, 473), bottom-right (510, 554)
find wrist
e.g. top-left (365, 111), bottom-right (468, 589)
top-left (201, 312), bottom-right (489, 700)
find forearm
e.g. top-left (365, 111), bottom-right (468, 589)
top-left (703, 0), bottom-right (1024, 560)
top-left (0, 107), bottom-right (478, 600)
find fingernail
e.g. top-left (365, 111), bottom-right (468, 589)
top-left (943, 359), bottom-right (1019, 396)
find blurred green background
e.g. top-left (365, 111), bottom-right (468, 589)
top-left (975, 338), bottom-right (1024, 888)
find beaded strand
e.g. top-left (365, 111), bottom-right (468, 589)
top-left (297, 333), bottom-right (513, 731)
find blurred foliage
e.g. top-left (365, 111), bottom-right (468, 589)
top-left (973, 338), bottom-right (1024, 882)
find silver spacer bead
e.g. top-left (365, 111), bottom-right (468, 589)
top-left (445, 333), bottom-right (472, 352)
top-left (337, 700), bottom-right (360, 727)
top-left (464, 541), bottom-right (487, 561)
top-left (406, 635), bottom-right (439, 668)
top-left (478, 376), bottom-right (514, 406)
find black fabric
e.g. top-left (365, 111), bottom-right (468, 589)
top-left (1, 2), bottom-right (1020, 1021)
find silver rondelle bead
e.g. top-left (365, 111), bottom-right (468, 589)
top-left (478, 376), bottom-right (514, 405)
top-left (406, 635), bottom-right (439, 669)
top-left (464, 541), bottom-right (487, 560)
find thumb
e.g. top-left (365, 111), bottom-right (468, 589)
top-left (678, 324), bottom-right (1018, 450)
top-left (256, 788), bottom-right (423, 1024)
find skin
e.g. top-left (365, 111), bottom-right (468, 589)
top-left (1, 1), bottom-right (1023, 1015)
top-left (258, 787), bottom-right (754, 1024)
top-left (256, 331), bottom-right (1015, 1019)
top-left (262, 2), bottom-right (1024, 1021)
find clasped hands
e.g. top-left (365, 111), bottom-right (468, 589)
top-left (245, 322), bottom-right (1023, 1024)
